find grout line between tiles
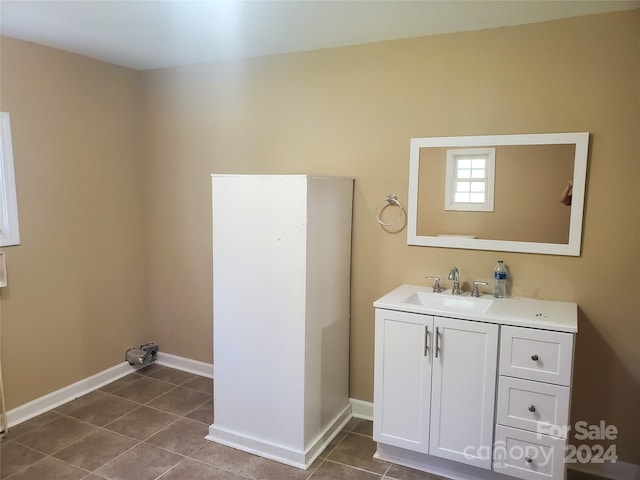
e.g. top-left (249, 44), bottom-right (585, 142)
top-left (321, 458), bottom-right (387, 478)
top-left (381, 461), bottom-right (393, 478)
top-left (3, 453), bottom-right (93, 480)
top-left (153, 458), bottom-right (183, 480)
top-left (349, 430), bottom-right (375, 439)
top-left (306, 456), bottom-right (328, 480)
top-left (88, 429), bottom-right (189, 479)
top-left (10, 418), bottom-right (97, 457)
top-left (189, 392), bottom-right (215, 408)
top-left (181, 450), bottom-right (246, 477)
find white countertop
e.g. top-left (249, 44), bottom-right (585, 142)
top-left (373, 284), bottom-right (578, 333)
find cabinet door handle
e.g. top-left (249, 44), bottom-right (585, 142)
top-left (424, 326), bottom-right (429, 356)
top-left (528, 405), bottom-right (536, 413)
top-left (435, 327), bottom-right (440, 358)
top-left (525, 456), bottom-right (533, 464)
top-left (531, 354), bottom-right (539, 361)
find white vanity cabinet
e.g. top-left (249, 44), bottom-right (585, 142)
top-left (374, 309), bottom-right (499, 470)
top-left (373, 285), bottom-right (577, 480)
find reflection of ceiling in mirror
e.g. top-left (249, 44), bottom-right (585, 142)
top-left (417, 144), bottom-right (575, 243)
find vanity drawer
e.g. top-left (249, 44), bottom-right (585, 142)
top-left (494, 425), bottom-right (566, 480)
top-left (500, 326), bottom-right (574, 386)
top-left (497, 377), bottom-right (570, 437)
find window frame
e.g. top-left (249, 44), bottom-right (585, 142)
top-left (1, 112), bottom-right (21, 247)
top-left (444, 147), bottom-right (495, 212)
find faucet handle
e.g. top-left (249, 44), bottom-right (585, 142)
top-left (426, 276), bottom-right (442, 293)
top-left (472, 281), bottom-right (488, 297)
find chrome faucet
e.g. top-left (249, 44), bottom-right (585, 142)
top-left (448, 267), bottom-right (461, 295)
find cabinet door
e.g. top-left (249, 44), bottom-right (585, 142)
top-left (373, 309), bottom-right (433, 453)
top-left (429, 317), bottom-right (498, 469)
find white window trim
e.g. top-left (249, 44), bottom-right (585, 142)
top-left (444, 147), bottom-right (495, 212)
top-left (0, 112), bottom-right (21, 247)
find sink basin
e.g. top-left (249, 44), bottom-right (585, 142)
top-left (374, 284), bottom-right (578, 332)
top-left (402, 291), bottom-right (494, 314)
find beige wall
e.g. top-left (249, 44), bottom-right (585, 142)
top-left (142, 11), bottom-right (639, 462)
top-left (1, 9), bottom-right (638, 464)
top-left (0, 38), bottom-right (149, 408)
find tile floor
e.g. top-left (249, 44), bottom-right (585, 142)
top-left (1, 365), bottom-right (441, 480)
top-left (0, 365), bottom-right (605, 480)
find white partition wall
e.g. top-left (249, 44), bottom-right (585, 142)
top-left (208, 175), bottom-right (354, 469)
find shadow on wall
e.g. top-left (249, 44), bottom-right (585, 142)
top-left (570, 310), bottom-right (640, 465)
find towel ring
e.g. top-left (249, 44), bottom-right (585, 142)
top-left (376, 194), bottom-right (405, 227)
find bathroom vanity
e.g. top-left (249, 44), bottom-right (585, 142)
top-left (373, 284), bottom-right (577, 480)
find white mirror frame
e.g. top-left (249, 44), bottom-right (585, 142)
top-left (407, 132), bottom-right (589, 256)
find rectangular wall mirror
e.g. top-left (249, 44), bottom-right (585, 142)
top-left (407, 132), bottom-right (589, 256)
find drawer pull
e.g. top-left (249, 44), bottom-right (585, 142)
top-left (528, 405), bottom-right (536, 413)
top-left (525, 456), bottom-right (533, 464)
top-left (531, 354), bottom-right (539, 361)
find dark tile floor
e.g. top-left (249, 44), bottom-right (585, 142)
top-left (0, 365), bottom-right (441, 480)
top-left (0, 365), bottom-right (607, 480)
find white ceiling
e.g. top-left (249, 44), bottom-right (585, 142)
top-left (1, 0), bottom-right (638, 71)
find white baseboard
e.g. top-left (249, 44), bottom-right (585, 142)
top-left (349, 398), bottom-right (373, 420)
top-left (5, 351), bottom-right (213, 429)
top-left (304, 406), bottom-right (353, 466)
top-left (156, 352), bottom-right (214, 378)
top-left (7, 362), bottom-right (136, 428)
top-left (207, 404), bottom-right (352, 469)
top-left (568, 460), bottom-right (639, 480)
